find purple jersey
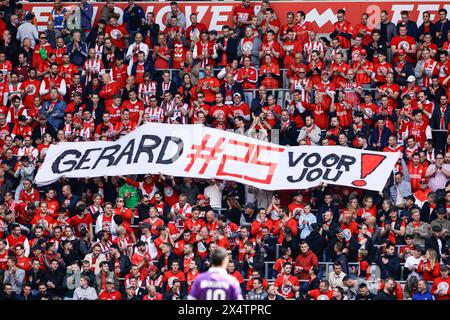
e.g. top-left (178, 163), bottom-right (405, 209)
top-left (188, 268), bottom-right (243, 300)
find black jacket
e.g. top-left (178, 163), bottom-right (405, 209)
top-left (156, 81), bottom-right (179, 102)
top-left (425, 236), bottom-right (449, 263)
top-left (347, 123), bottom-right (371, 146)
top-left (430, 104), bottom-right (450, 130)
top-left (43, 269), bottom-right (65, 297)
top-left (216, 37), bottom-right (239, 65)
top-left (306, 231), bottom-right (327, 262)
top-left (375, 252), bottom-right (401, 280)
top-left (0, 179), bottom-right (12, 204)
top-left (26, 269), bottom-right (45, 290)
top-left (282, 236), bottom-right (300, 260)
top-left (373, 290), bottom-right (396, 300)
top-left (260, 235), bottom-right (277, 261)
top-left (31, 123), bottom-right (57, 142)
top-left (108, 254), bottom-right (132, 278)
top-left (393, 61), bottom-right (414, 87)
top-left (219, 83), bottom-right (245, 104)
top-left (178, 253), bottom-right (203, 272)
top-left (242, 246), bottom-right (265, 276)
top-left (140, 22), bottom-right (160, 50)
top-left (157, 253), bottom-right (179, 271)
top-left (273, 120), bottom-right (298, 146)
top-left (348, 234), bottom-right (375, 263)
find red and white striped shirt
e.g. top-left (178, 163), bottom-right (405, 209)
top-left (303, 41), bottom-right (324, 63)
top-left (139, 81), bottom-right (157, 106)
top-left (83, 58), bottom-right (104, 85)
top-left (145, 106), bottom-right (164, 123)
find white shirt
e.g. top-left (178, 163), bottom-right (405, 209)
top-left (16, 22), bottom-right (39, 48)
top-left (404, 255), bottom-right (422, 279)
top-left (125, 42), bottom-right (149, 61)
top-left (204, 183), bottom-right (224, 209)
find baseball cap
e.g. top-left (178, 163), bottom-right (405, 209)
top-left (196, 194), bottom-right (207, 201)
top-left (360, 49), bottom-right (367, 56)
top-left (126, 284), bottom-right (136, 289)
top-left (233, 92), bottom-right (241, 97)
top-left (407, 75), bottom-right (416, 83)
top-left (405, 195), bottom-right (415, 201)
top-left (398, 48), bottom-right (406, 55)
top-left (106, 279), bottom-right (115, 284)
top-left (420, 178), bottom-right (428, 183)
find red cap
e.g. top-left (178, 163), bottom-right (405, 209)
top-left (361, 49), bottom-right (367, 56)
top-left (197, 194), bottom-right (207, 200)
top-left (398, 48), bottom-right (406, 55)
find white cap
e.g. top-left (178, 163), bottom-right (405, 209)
top-left (407, 75), bottom-right (416, 83)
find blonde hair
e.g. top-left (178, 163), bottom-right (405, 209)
top-left (427, 249), bottom-right (438, 270)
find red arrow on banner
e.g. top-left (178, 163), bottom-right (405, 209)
top-left (352, 153), bottom-right (387, 187)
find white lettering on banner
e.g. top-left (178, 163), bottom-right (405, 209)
top-left (391, 5), bottom-right (415, 24)
top-left (210, 6), bottom-right (233, 31)
top-left (23, 2), bottom-right (450, 33)
top-left (34, 7), bottom-right (53, 31)
top-left (155, 6), bottom-right (172, 31)
top-left (35, 124), bottom-right (400, 192)
top-left (306, 8), bottom-right (338, 27)
top-left (417, 5), bottom-right (441, 25)
top-left (186, 6), bottom-right (209, 28)
top-left (114, 7), bottom-right (125, 24)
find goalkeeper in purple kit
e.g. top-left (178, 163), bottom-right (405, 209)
top-left (188, 247), bottom-right (244, 300)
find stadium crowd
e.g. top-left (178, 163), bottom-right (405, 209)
top-left (0, 0), bottom-right (448, 300)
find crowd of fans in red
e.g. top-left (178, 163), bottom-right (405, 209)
top-left (0, 0), bottom-right (448, 300)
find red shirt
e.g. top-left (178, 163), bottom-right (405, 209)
top-left (236, 66), bottom-right (258, 89)
top-left (261, 104), bottom-right (282, 128)
top-left (69, 214), bottom-right (93, 237)
top-left (121, 99), bottom-right (144, 124)
top-left (197, 77), bottom-right (220, 103)
top-left (259, 63), bottom-right (280, 88)
top-left (19, 188), bottom-right (40, 204)
top-left (98, 290), bottom-right (123, 300)
top-left (308, 289), bottom-right (333, 300)
top-left (105, 24), bottom-right (128, 49)
top-left (274, 274), bottom-right (299, 299)
top-left (332, 20), bottom-right (353, 48)
top-left (391, 35), bottom-right (416, 63)
top-left (232, 5), bottom-right (254, 27)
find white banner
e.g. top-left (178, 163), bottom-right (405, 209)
top-left (35, 123), bottom-right (400, 191)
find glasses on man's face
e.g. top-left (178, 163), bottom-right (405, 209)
top-left (40, 37), bottom-right (47, 40)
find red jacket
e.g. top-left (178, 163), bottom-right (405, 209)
top-left (294, 250), bottom-right (319, 280)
